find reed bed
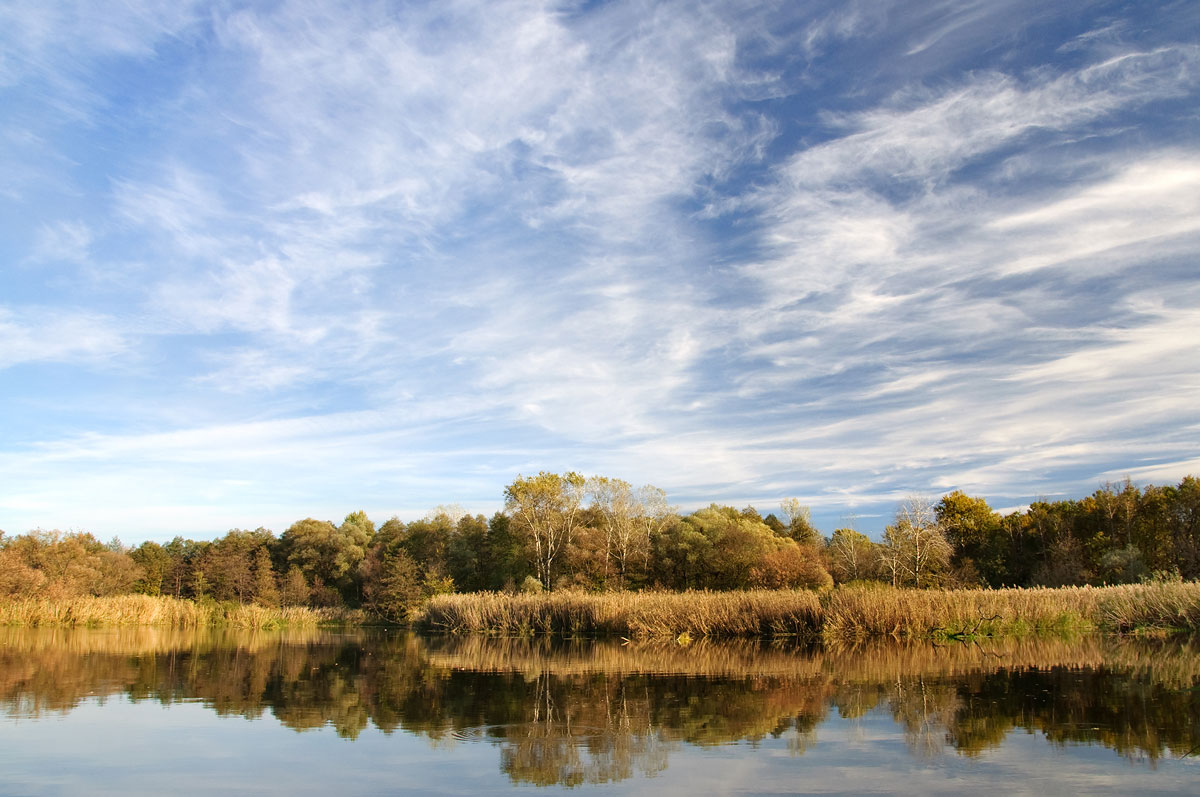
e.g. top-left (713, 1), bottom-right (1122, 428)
top-left (0, 595), bottom-right (364, 629)
top-left (421, 582), bottom-right (1200, 640)
top-left (821, 584), bottom-right (1101, 640)
top-left (5, 582), bottom-right (1198, 637)
top-left (422, 589), bottom-right (824, 639)
top-left (1093, 581), bottom-right (1200, 632)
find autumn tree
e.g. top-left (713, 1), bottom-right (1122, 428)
top-left (880, 496), bottom-right (952, 588)
top-left (585, 478), bottom-right (669, 589)
top-left (780, 498), bottom-right (820, 546)
top-left (827, 528), bottom-right (878, 584)
top-left (505, 472), bottom-right (586, 590)
top-left (749, 541), bottom-right (832, 589)
top-left (935, 491), bottom-right (1001, 586)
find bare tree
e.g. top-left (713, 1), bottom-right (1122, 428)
top-left (881, 495), bottom-right (952, 588)
top-left (828, 528), bottom-right (877, 583)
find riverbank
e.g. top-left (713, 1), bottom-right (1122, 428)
top-left (0, 594), bottom-right (364, 629)
top-left (420, 581), bottom-right (1200, 640)
top-left (4, 581), bottom-right (1199, 637)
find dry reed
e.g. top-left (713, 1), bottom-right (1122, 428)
top-left (422, 589), bottom-right (824, 638)
top-left (420, 582), bottom-right (1200, 639)
top-left (0, 595), bottom-right (364, 628)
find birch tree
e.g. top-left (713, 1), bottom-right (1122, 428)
top-left (828, 528), bottom-right (877, 583)
top-left (505, 471), bottom-right (586, 590)
top-left (881, 495), bottom-right (952, 588)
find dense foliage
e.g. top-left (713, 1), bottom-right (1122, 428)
top-left (2, 475), bottom-right (1197, 615)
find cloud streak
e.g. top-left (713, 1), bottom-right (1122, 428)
top-left (1, 1), bottom-right (1198, 539)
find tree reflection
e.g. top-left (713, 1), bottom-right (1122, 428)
top-left (1, 628), bottom-right (1199, 782)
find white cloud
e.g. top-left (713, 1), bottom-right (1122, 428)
top-left (2, 2), bottom-right (1199, 538)
top-left (0, 307), bottom-right (124, 368)
top-left (28, 220), bottom-right (92, 264)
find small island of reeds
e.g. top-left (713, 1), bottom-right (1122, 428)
top-left (419, 581), bottom-right (1200, 640)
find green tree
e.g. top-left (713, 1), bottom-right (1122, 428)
top-left (401, 513), bottom-right (454, 574)
top-left (936, 491), bottom-right (1002, 586)
top-left (130, 541), bottom-right (172, 596)
top-left (446, 514), bottom-right (491, 593)
top-left (762, 514), bottom-right (786, 534)
top-left (485, 512), bottom-right (530, 590)
top-left (252, 546), bottom-right (280, 607)
top-left (666, 505), bottom-right (806, 590)
top-left (780, 498), bottom-right (820, 546)
top-left (363, 548), bottom-right (422, 623)
top-left (280, 565), bottom-right (310, 606)
top-left (280, 513), bottom-right (373, 606)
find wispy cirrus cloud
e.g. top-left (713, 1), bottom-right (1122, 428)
top-left (0, 307), bottom-right (125, 369)
top-left (1, 1), bottom-right (1198, 539)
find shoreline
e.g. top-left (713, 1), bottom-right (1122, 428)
top-left (3, 581), bottom-right (1199, 638)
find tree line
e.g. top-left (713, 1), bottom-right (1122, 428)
top-left (1, 474), bottom-right (1197, 618)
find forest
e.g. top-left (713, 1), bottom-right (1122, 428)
top-left (1, 474), bottom-right (1198, 621)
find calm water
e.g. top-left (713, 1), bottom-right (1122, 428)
top-left (2, 628), bottom-right (1199, 795)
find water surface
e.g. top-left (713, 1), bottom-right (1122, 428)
top-left (2, 628), bottom-right (1198, 794)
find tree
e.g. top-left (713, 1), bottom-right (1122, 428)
top-left (587, 478), bottom-right (666, 590)
top-left (252, 546), bottom-right (280, 607)
top-left (649, 515), bottom-right (712, 590)
top-left (280, 565), bottom-right (310, 606)
top-left (780, 498), bottom-right (820, 545)
top-left (634, 485), bottom-right (675, 586)
top-left (280, 513), bottom-right (373, 605)
top-left (446, 514), bottom-right (491, 593)
top-left (936, 491), bottom-right (1002, 585)
top-left (667, 505), bottom-right (792, 590)
top-left (401, 512), bottom-right (454, 575)
top-left (749, 541), bottom-right (832, 590)
top-left (485, 512), bottom-right (532, 590)
top-left (505, 472), bottom-right (586, 590)
top-left (362, 548), bottom-right (421, 623)
top-left (762, 514), bottom-right (786, 534)
top-left (880, 496), bottom-right (952, 588)
top-left (130, 541), bottom-right (172, 596)
top-left (827, 528), bottom-right (878, 583)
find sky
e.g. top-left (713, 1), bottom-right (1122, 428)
top-left (1, 0), bottom-right (1198, 543)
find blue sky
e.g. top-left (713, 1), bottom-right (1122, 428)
top-left (2, 0), bottom-right (1198, 543)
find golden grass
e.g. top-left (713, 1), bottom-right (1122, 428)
top-left (422, 589), bottom-right (824, 638)
top-left (5, 582), bottom-right (1198, 637)
top-left (420, 582), bottom-right (1200, 639)
top-left (823, 582), bottom-right (1200, 640)
top-left (0, 594), bottom-right (365, 629)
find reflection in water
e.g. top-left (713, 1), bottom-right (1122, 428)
top-left (2, 628), bottom-right (1199, 785)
